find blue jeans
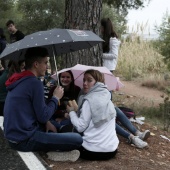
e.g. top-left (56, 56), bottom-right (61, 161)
top-left (115, 107), bottom-right (137, 139)
top-left (50, 119), bottom-right (72, 130)
top-left (8, 130), bottom-right (83, 152)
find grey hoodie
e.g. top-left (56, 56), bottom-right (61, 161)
top-left (77, 82), bottom-right (116, 127)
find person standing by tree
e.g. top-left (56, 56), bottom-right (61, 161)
top-left (100, 18), bottom-right (121, 72)
top-left (6, 20), bottom-right (25, 43)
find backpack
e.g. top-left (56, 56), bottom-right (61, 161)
top-left (118, 106), bottom-right (136, 119)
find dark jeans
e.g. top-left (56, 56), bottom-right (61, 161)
top-left (79, 146), bottom-right (117, 160)
top-left (50, 119), bottom-right (72, 131)
top-left (115, 107), bottom-right (137, 139)
top-left (8, 130), bottom-right (83, 152)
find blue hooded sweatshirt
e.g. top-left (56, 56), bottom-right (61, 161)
top-left (3, 71), bottom-right (59, 142)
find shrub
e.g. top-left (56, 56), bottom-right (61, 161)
top-left (117, 34), bottom-right (167, 80)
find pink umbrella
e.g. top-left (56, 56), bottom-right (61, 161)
top-left (51, 64), bottom-right (124, 91)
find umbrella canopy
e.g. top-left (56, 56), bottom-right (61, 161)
top-left (0, 28), bottom-right (103, 60)
top-left (51, 64), bottom-right (124, 91)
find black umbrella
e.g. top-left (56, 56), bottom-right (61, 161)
top-left (0, 28), bottom-right (103, 61)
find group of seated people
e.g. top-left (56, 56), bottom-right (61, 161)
top-left (2, 47), bottom-right (150, 162)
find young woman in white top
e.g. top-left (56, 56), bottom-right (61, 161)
top-left (101, 18), bottom-right (121, 72)
top-left (67, 69), bottom-right (119, 160)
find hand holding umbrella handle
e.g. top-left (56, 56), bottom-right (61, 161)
top-left (53, 86), bottom-right (64, 105)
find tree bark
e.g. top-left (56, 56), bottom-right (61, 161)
top-left (60, 0), bottom-right (103, 68)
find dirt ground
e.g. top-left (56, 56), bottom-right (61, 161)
top-left (114, 80), bottom-right (165, 107)
top-left (41, 80), bottom-right (170, 170)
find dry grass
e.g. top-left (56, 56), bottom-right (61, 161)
top-left (141, 74), bottom-right (170, 91)
top-left (117, 34), bottom-right (167, 81)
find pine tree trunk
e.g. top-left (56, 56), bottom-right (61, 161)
top-left (59, 0), bottom-right (103, 68)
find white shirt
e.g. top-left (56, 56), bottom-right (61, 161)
top-left (69, 100), bottom-right (119, 152)
top-left (102, 37), bottom-right (121, 71)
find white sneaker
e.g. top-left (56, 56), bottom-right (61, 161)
top-left (131, 136), bottom-right (148, 149)
top-left (137, 130), bottom-right (150, 141)
top-left (47, 150), bottom-right (80, 162)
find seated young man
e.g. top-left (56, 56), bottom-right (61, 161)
top-left (3, 47), bottom-right (82, 161)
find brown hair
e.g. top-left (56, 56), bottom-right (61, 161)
top-left (59, 71), bottom-right (78, 99)
top-left (6, 20), bottom-right (14, 27)
top-left (84, 69), bottom-right (105, 83)
top-left (8, 60), bottom-right (20, 78)
top-left (25, 47), bottom-right (48, 69)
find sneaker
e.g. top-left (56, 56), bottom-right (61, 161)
top-left (137, 130), bottom-right (150, 141)
top-left (47, 150), bottom-right (80, 162)
top-left (131, 136), bottom-right (148, 149)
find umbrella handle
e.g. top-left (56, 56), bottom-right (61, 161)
top-left (52, 46), bottom-right (59, 85)
top-left (52, 46), bottom-right (60, 106)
